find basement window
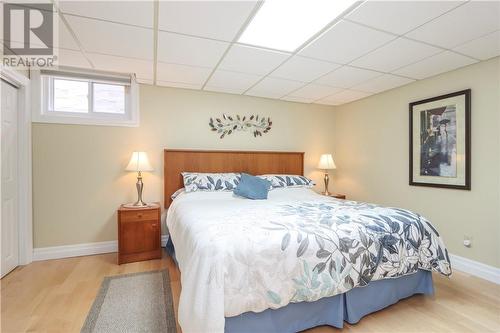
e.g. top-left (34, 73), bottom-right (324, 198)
top-left (33, 69), bottom-right (139, 127)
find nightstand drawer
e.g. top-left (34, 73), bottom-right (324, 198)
top-left (120, 209), bottom-right (158, 222)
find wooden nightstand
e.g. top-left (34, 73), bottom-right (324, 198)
top-left (117, 203), bottom-right (161, 264)
top-left (326, 193), bottom-right (346, 200)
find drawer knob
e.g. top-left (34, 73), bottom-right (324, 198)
top-left (137, 213), bottom-right (143, 218)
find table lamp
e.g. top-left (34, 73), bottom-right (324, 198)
top-left (318, 154), bottom-right (336, 196)
top-left (125, 152), bottom-right (154, 207)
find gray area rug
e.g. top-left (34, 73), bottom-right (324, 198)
top-left (81, 270), bottom-right (177, 333)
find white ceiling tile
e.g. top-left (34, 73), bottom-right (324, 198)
top-left (157, 31), bottom-right (228, 68)
top-left (351, 38), bottom-right (442, 72)
top-left (317, 89), bottom-right (372, 105)
top-left (393, 51), bottom-right (477, 80)
top-left (453, 30), bottom-right (500, 61)
top-left (58, 21), bottom-right (80, 50)
top-left (65, 15), bottom-right (153, 60)
top-left (86, 53), bottom-right (153, 80)
top-left (352, 74), bottom-right (414, 94)
top-left (345, 1), bottom-right (464, 35)
top-left (270, 56), bottom-right (341, 83)
top-left (59, 1), bottom-right (154, 28)
top-left (280, 96), bottom-right (315, 104)
top-left (205, 70), bottom-right (261, 94)
top-left (315, 66), bottom-right (382, 88)
top-left (299, 20), bottom-right (396, 64)
top-left (204, 85), bottom-right (244, 95)
top-left (406, 1), bottom-right (500, 48)
top-left (157, 62), bottom-right (212, 86)
top-left (314, 99), bottom-right (342, 106)
top-left (157, 81), bottom-right (202, 90)
top-left (56, 48), bottom-right (91, 68)
top-left (245, 77), bottom-right (304, 99)
top-left (288, 83), bottom-right (342, 100)
top-left (219, 44), bottom-right (290, 75)
top-left (158, 1), bottom-right (257, 41)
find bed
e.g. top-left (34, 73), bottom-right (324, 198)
top-left (164, 149), bottom-right (452, 333)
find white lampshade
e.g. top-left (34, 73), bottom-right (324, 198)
top-left (318, 154), bottom-right (336, 170)
top-left (125, 152), bottom-right (154, 172)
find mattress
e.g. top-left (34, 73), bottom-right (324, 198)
top-left (166, 187), bottom-right (451, 333)
top-left (166, 238), bottom-right (433, 333)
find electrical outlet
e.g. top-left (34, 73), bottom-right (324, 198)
top-left (463, 235), bottom-right (472, 248)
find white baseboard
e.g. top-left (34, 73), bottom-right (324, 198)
top-left (32, 235), bottom-right (169, 261)
top-left (32, 241), bottom-right (500, 285)
top-left (449, 254), bottom-right (500, 285)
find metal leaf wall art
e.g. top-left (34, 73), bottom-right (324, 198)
top-left (209, 114), bottom-right (272, 139)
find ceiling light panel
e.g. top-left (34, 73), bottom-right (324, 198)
top-left (239, 0), bottom-right (357, 52)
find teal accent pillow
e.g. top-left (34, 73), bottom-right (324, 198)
top-left (233, 173), bottom-right (271, 200)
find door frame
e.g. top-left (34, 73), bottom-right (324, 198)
top-left (1, 66), bottom-right (33, 265)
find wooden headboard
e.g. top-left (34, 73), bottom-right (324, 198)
top-left (164, 149), bottom-right (304, 208)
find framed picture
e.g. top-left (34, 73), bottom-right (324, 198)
top-left (409, 89), bottom-right (471, 190)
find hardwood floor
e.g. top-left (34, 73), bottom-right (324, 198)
top-left (1, 250), bottom-right (499, 333)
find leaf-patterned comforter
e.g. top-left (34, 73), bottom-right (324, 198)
top-left (166, 188), bottom-right (451, 333)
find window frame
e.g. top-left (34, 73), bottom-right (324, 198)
top-left (32, 69), bottom-right (139, 127)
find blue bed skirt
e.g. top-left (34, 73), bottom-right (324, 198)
top-left (165, 237), bottom-right (434, 332)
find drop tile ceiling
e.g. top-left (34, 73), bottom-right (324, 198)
top-left (406, 1), bottom-right (500, 49)
top-left (246, 77), bottom-right (304, 99)
top-left (352, 74), bottom-right (415, 94)
top-left (316, 66), bottom-right (382, 88)
top-left (218, 44), bottom-right (289, 75)
top-left (299, 19), bottom-right (396, 64)
top-left (205, 70), bottom-right (261, 94)
top-left (350, 38), bottom-right (442, 73)
top-left (344, 1), bottom-right (465, 35)
top-left (24, 0), bottom-right (500, 106)
top-left (270, 56), bottom-right (341, 83)
top-left (393, 51), bottom-right (478, 80)
top-left (453, 30), bottom-right (500, 61)
top-left (286, 84), bottom-right (343, 101)
top-left (157, 31), bottom-right (228, 67)
top-left (157, 1), bottom-right (257, 41)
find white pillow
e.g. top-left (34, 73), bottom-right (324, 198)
top-left (258, 174), bottom-right (315, 189)
top-left (181, 172), bottom-right (241, 193)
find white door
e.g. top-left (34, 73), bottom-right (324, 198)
top-left (1, 79), bottom-right (19, 277)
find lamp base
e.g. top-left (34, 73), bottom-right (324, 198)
top-left (122, 202), bottom-right (157, 209)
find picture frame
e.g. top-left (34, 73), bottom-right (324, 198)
top-left (409, 89), bottom-right (471, 190)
